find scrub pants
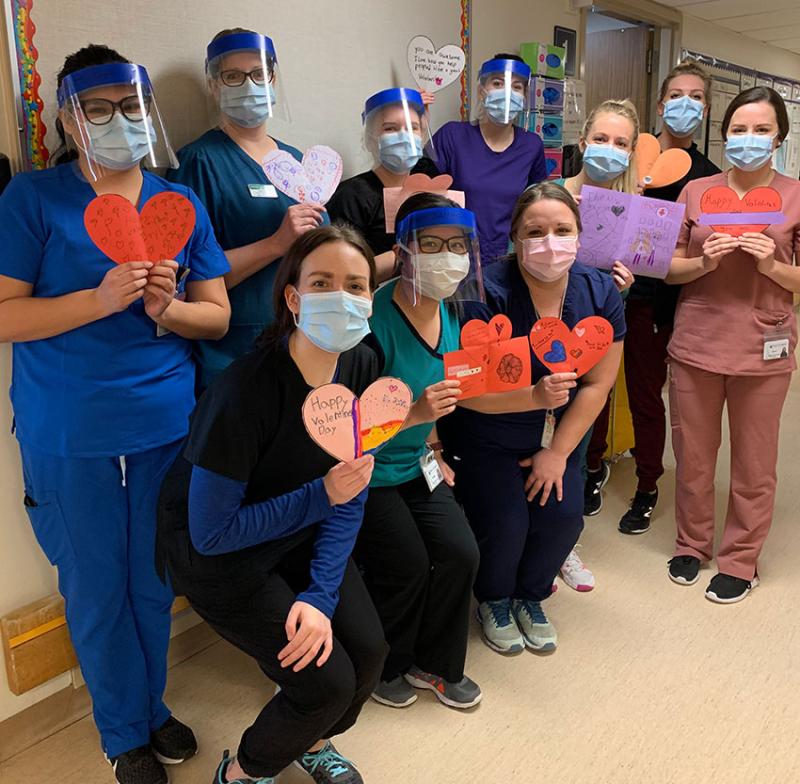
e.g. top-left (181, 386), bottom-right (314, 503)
top-left (19, 439), bottom-right (182, 758)
top-left (452, 445), bottom-right (584, 603)
top-left (669, 360), bottom-right (792, 580)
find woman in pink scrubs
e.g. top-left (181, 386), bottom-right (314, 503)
top-left (666, 86), bottom-right (800, 603)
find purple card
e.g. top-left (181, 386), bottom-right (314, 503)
top-left (576, 186), bottom-right (686, 279)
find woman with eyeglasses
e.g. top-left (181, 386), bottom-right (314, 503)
top-left (0, 44), bottom-right (230, 784)
top-left (167, 28), bottom-right (325, 389)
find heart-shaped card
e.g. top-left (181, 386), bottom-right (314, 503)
top-left (407, 35), bottom-right (466, 93)
top-left (530, 317), bottom-right (612, 377)
top-left (262, 145), bottom-right (343, 205)
top-left (384, 173), bottom-right (466, 232)
top-left (636, 133), bottom-right (692, 189)
top-left (697, 185), bottom-right (784, 237)
top-left (302, 377), bottom-right (412, 462)
top-left (84, 192), bottom-right (196, 264)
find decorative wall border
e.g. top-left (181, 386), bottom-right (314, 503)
top-left (459, 0), bottom-right (471, 121)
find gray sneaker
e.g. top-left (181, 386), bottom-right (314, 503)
top-left (371, 675), bottom-right (417, 708)
top-left (477, 599), bottom-right (524, 654)
top-left (404, 666), bottom-right (482, 709)
top-left (511, 599), bottom-right (558, 652)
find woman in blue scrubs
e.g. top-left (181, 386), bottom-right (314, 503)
top-left (168, 28), bottom-right (325, 388)
top-left (0, 45), bottom-right (230, 784)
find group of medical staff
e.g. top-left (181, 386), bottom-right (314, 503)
top-left (1, 26), bottom-right (799, 784)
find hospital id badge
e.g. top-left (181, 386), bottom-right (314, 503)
top-left (248, 183), bottom-right (278, 198)
top-left (763, 328), bottom-right (791, 361)
top-left (541, 409), bottom-right (556, 449)
top-left (420, 448), bottom-right (444, 492)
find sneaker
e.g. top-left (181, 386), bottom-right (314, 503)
top-left (404, 666), bottom-right (482, 709)
top-left (109, 746), bottom-right (167, 784)
top-left (213, 750), bottom-right (275, 784)
top-left (476, 599), bottom-right (524, 654)
top-left (150, 716), bottom-right (198, 765)
top-left (510, 599), bottom-right (557, 652)
top-left (371, 675), bottom-right (417, 708)
top-left (668, 555), bottom-right (701, 585)
top-left (619, 489), bottom-right (658, 535)
top-left (705, 573), bottom-right (760, 604)
top-left (584, 461), bottom-right (611, 516)
top-left (559, 547), bottom-right (595, 592)
top-left (295, 741), bottom-right (363, 783)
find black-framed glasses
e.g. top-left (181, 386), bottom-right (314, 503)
top-left (219, 68), bottom-right (270, 87)
top-left (417, 234), bottom-right (470, 254)
top-left (79, 95), bottom-right (152, 126)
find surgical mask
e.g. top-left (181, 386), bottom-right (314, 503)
top-left (725, 133), bottom-right (775, 172)
top-left (378, 132), bottom-right (423, 173)
top-left (520, 235), bottom-right (578, 282)
top-left (662, 96), bottom-right (704, 138)
top-left (219, 82), bottom-right (275, 128)
top-left (582, 144), bottom-right (630, 183)
top-left (484, 89), bottom-right (525, 125)
top-left (293, 290), bottom-right (372, 353)
top-left (414, 251), bottom-right (471, 301)
top-left (85, 113), bottom-right (156, 170)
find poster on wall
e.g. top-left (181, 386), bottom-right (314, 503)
top-left (562, 79), bottom-right (585, 145)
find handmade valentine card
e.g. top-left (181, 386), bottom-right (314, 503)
top-left (636, 133), bottom-right (691, 189)
top-left (384, 173), bottom-right (466, 233)
top-left (577, 186), bottom-right (686, 279)
top-left (697, 186), bottom-right (785, 237)
top-left (530, 316), bottom-right (612, 377)
top-left (262, 145), bottom-right (343, 205)
top-left (407, 35), bottom-right (466, 93)
top-left (302, 377), bottom-right (412, 462)
top-left (84, 192), bottom-right (196, 264)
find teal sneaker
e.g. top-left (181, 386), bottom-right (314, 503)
top-left (212, 750), bottom-right (275, 783)
top-left (295, 741), bottom-right (363, 783)
top-left (477, 599), bottom-right (524, 654)
top-left (511, 599), bottom-right (558, 652)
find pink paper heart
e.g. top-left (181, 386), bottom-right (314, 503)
top-left (262, 145), bottom-right (343, 205)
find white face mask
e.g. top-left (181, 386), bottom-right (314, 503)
top-left (412, 251), bottom-right (471, 301)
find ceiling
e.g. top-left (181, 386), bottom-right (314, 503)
top-left (655, 1), bottom-right (800, 54)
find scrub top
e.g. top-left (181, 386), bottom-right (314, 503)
top-left (366, 279), bottom-right (460, 487)
top-left (432, 122), bottom-right (547, 266)
top-left (0, 164), bottom-right (230, 458)
top-left (439, 259), bottom-right (626, 454)
top-left (167, 128), bottom-right (319, 388)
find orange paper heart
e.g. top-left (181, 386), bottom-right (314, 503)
top-left (699, 185), bottom-right (782, 237)
top-left (383, 173), bottom-right (465, 232)
top-left (530, 317), bottom-right (613, 377)
top-left (636, 133), bottom-right (692, 189)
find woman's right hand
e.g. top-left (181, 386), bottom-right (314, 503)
top-left (279, 601), bottom-right (333, 672)
top-left (411, 379), bottom-right (462, 423)
top-left (272, 203), bottom-right (326, 256)
top-left (701, 232), bottom-right (738, 273)
top-left (532, 372), bottom-right (578, 410)
top-left (323, 455), bottom-right (374, 506)
top-left (93, 261), bottom-right (153, 316)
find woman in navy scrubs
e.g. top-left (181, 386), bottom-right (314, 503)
top-left (168, 28), bottom-right (325, 388)
top-left (0, 45), bottom-right (230, 784)
top-left (439, 183), bottom-right (624, 655)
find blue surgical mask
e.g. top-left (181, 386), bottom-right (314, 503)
top-left (725, 134), bottom-right (775, 172)
top-left (582, 144), bottom-right (630, 183)
top-left (220, 82), bottom-right (276, 128)
top-left (378, 131), bottom-right (423, 174)
top-left (662, 96), bottom-right (704, 137)
top-left (484, 89), bottom-right (525, 125)
top-left (86, 113), bottom-right (157, 171)
top-left (294, 290), bottom-right (372, 353)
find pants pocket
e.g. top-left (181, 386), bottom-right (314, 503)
top-left (23, 490), bottom-right (76, 567)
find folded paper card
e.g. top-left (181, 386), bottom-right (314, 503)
top-left (530, 316), bottom-right (613, 377)
top-left (302, 377), bottom-right (412, 462)
top-left (383, 173), bottom-right (466, 232)
top-left (697, 185), bottom-right (784, 237)
top-left (407, 35), bottom-right (466, 93)
top-left (263, 145), bottom-right (343, 205)
top-left (576, 185), bottom-right (686, 279)
top-left (636, 133), bottom-right (691, 189)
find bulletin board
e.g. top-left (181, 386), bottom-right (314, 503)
top-left (4, 0), bottom-right (473, 175)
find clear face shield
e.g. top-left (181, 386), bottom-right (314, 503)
top-left (362, 88), bottom-right (435, 174)
top-left (206, 31), bottom-right (289, 131)
top-left (396, 207), bottom-right (485, 306)
top-left (475, 58), bottom-right (531, 129)
top-left (57, 63), bottom-right (177, 182)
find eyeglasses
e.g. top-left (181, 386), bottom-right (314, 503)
top-left (417, 234), bottom-right (470, 254)
top-left (79, 95), bottom-right (152, 126)
top-left (219, 68), bottom-right (270, 87)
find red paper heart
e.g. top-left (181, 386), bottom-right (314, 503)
top-left (84, 192), bottom-right (196, 264)
top-left (699, 186), bottom-right (781, 237)
top-left (530, 317), bottom-right (612, 377)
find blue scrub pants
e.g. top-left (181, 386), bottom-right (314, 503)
top-left (19, 439), bottom-right (182, 758)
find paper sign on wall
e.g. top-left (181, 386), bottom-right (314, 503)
top-left (263, 145), bottom-right (343, 205)
top-left (407, 35), bottom-right (466, 93)
top-left (383, 173), bottom-right (466, 232)
top-left (697, 186), bottom-right (785, 237)
top-left (530, 317), bottom-right (612, 377)
top-left (576, 185), bottom-right (686, 279)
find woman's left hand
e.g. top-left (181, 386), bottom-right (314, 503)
top-left (435, 452), bottom-right (455, 487)
top-left (611, 261), bottom-right (635, 292)
top-left (143, 259), bottom-right (178, 319)
top-left (519, 449), bottom-right (567, 505)
top-left (279, 601), bottom-right (334, 672)
top-left (739, 232), bottom-right (777, 275)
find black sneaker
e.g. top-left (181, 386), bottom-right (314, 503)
top-left (109, 746), bottom-right (167, 784)
top-left (213, 750), bottom-right (276, 783)
top-left (619, 489), bottom-right (658, 534)
top-left (583, 461), bottom-right (611, 516)
top-left (668, 555), bottom-right (701, 585)
top-left (150, 716), bottom-right (197, 765)
top-left (295, 741), bottom-right (363, 783)
top-left (705, 573), bottom-right (759, 604)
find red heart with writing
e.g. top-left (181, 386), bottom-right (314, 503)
top-left (699, 185), bottom-right (781, 237)
top-left (530, 316), bottom-right (612, 377)
top-left (84, 192), bottom-right (196, 263)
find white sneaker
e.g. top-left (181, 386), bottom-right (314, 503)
top-left (477, 599), bottom-right (524, 654)
top-left (560, 548), bottom-right (595, 592)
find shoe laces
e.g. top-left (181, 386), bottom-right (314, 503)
top-left (629, 491), bottom-right (656, 515)
top-left (562, 547), bottom-right (585, 573)
top-left (486, 599), bottom-right (513, 627)
top-left (301, 743), bottom-right (352, 778)
top-left (518, 599), bottom-right (547, 625)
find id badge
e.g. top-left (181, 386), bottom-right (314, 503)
top-left (763, 327), bottom-right (791, 361)
top-left (248, 183), bottom-right (278, 198)
top-left (541, 409), bottom-right (556, 449)
top-left (420, 448), bottom-right (444, 492)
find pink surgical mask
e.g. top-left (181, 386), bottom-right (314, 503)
top-left (520, 235), bottom-right (578, 282)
